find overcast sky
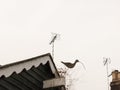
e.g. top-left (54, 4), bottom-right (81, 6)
top-left (0, 0), bottom-right (120, 90)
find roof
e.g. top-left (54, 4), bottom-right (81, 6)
top-left (0, 53), bottom-right (65, 90)
top-left (0, 53), bottom-right (59, 78)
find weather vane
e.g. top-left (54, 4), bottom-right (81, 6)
top-left (60, 59), bottom-right (86, 90)
top-left (103, 57), bottom-right (111, 90)
top-left (61, 59), bottom-right (86, 70)
top-left (49, 33), bottom-right (60, 60)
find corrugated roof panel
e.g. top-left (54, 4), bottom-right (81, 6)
top-left (11, 73), bottom-right (37, 90)
top-left (0, 61), bottom-right (56, 90)
top-left (7, 77), bottom-right (31, 90)
top-left (0, 53), bottom-right (65, 90)
top-left (0, 84), bottom-right (8, 90)
top-left (0, 78), bottom-right (20, 90)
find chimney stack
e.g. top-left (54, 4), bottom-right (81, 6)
top-left (112, 70), bottom-right (120, 81)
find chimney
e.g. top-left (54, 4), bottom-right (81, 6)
top-left (112, 70), bottom-right (119, 81)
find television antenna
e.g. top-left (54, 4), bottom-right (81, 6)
top-left (49, 33), bottom-right (60, 60)
top-left (103, 57), bottom-right (111, 90)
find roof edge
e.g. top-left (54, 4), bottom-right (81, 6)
top-left (0, 53), bottom-right (60, 78)
top-left (0, 53), bottom-right (51, 69)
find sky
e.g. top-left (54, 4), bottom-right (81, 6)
top-left (0, 0), bottom-right (120, 90)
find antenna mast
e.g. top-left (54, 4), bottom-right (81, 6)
top-left (49, 33), bottom-right (59, 60)
top-left (103, 57), bottom-right (111, 90)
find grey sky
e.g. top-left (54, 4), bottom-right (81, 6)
top-left (0, 0), bottom-right (120, 90)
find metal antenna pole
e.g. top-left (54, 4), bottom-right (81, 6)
top-left (106, 59), bottom-right (109, 90)
top-left (103, 58), bottom-right (111, 90)
top-left (52, 41), bottom-right (54, 60)
top-left (49, 33), bottom-right (60, 60)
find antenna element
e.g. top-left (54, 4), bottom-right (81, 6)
top-left (103, 57), bottom-right (111, 90)
top-left (49, 33), bottom-right (60, 60)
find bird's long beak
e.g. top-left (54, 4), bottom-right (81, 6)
top-left (79, 61), bottom-right (86, 70)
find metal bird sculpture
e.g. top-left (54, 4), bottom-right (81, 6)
top-left (61, 59), bottom-right (86, 69)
